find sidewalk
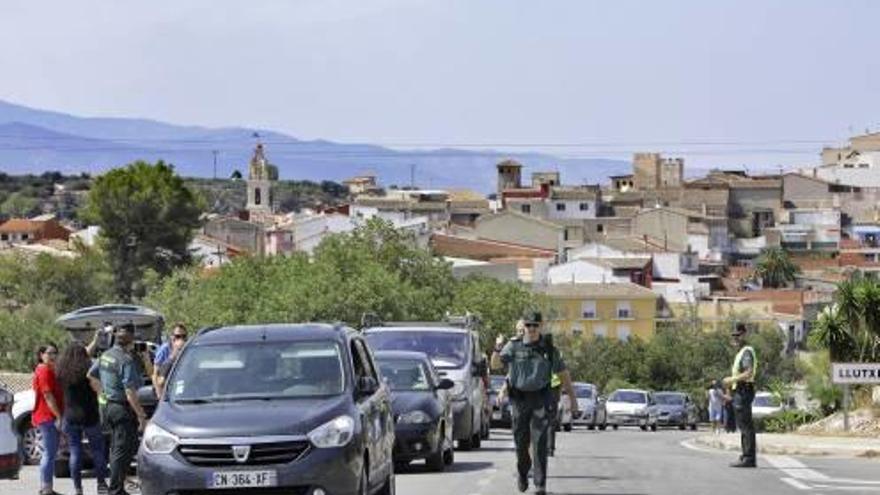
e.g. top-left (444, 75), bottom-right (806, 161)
top-left (694, 432), bottom-right (880, 458)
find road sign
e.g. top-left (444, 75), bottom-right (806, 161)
top-left (832, 362), bottom-right (880, 384)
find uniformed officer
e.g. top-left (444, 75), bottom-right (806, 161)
top-left (87, 324), bottom-right (148, 495)
top-left (491, 312), bottom-right (578, 495)
top-left (723, 323), bottom-right (758, 468)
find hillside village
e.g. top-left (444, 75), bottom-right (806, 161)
top-left (3, 132), bottom-right (880, 350)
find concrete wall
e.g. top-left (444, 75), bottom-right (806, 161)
top-left (633, 209), bottom-right (688, 250)
top-left (546, 199), bottom-right (598, 220)
top-left (475, 213), bottom-right (562, 253)
top-left (546, 260), bottom-right (623, 285)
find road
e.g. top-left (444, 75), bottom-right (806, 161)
top-left (3, 426), bottom-right (879, 494)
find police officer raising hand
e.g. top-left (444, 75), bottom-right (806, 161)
top-left (490, 312), bottom-right (577, 495)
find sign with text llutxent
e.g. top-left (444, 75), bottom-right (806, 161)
top-left (831, 362), bottom-right (880, 384)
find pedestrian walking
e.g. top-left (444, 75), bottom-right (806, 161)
top-left (723, 323), bottom-right (758, 468)
top-left (55, 343), bottom-right (108, 495)
top-left (707, 380), bottom-right (723, 435)
top-left (88, 324), bottom-right (148, 495)
top-left (490, 312), bottom-right (578, 495)
top-left (32, 343), bottom-right (64, 495)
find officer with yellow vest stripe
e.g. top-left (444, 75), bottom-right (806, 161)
top-left (722, 323), bottom-right (758, 468)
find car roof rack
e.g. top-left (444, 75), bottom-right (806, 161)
top-left (359, 311), bottom-right (481, 331)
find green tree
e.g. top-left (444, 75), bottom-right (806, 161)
top-left (753, 247), bottom-right (799, 288)
top-left (82, 161), bottom-right (204, 301)
top-left (0, 191), bottom-right (40, 217)
top-left (811, 276), bottom-right (880, 362)
top-left (450, 275), bottom-right (537, 352)
top-left (0, 303), bottom-right (66, 372)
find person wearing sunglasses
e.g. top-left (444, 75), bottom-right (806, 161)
top-left (151, 323), bottom-right (187, 391)
top-left (154, 330), bottom-right (188, 399)
top-left (32, 343), bottom-right (63, 495)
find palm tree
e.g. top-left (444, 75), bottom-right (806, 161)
top-left (810, 305), bottom-right (856, 361)
top-left (753, 247), bottom-right (799, 288)
top-left (832, 275), bottom-right (880, 362)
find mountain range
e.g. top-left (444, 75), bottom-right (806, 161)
top-left (0, 99), bottom-right (630, 192)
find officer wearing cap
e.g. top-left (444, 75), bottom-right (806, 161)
top-left (88, 324), bottom-right (148, 495)
top-left (723, 323), bottom-right (758, 468)
top-left (491, 312), bottom-right (578, 495)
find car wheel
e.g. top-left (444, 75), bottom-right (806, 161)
top-left (55, 460), bottom-right (71, 479)
top-left (650, 423), bottom-right (657, 432)
top-left (563, 423), bottom-right (572, 432)
top-left (678, 423), bottom-right (686, 431)
top-left (472, 432), bottom-right (481, 449)
top-left (394, 461), bottom-right (409, 473)
top-left (599, 424), bottom-right (607, 431)
top-left (21, 424), bottom-right (43, 465)
top-left (587, 424), bottom-right (595, 430)
top-left (426, 446), bottom-right (445, 472)
top-left (640, 425), bottom-right (647, 431)
top-left (457, 437), bottom-right (473, 451)
top-left (690, 423), bottom-right (698, 431)
top-left (612, 424), bottom-right (618, 431)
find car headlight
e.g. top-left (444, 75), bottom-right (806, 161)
top-left (142, 423), bottom-right (179, 455)
top-left (450, 382), bottom-right (466, 399)
top-left (398, 410), bottom-right (432, 424)
top-left (308, 415), bottom-right (355, 448)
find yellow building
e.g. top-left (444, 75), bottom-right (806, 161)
top-left (543, 283), bottom-right (658, 341)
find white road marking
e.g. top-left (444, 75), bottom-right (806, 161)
top-left (781, 477), bottom-right (813, 491)
top-left (765, 455), bottom-right (831, 481)
top-left (679, 438), bottom-right (727, 455)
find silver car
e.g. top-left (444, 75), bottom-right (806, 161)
top-left (572, 383), bottom-right (607, 430)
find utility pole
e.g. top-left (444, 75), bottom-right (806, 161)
top-left (212, 150), bottom-right (219, 180)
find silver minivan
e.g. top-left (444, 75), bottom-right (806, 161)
top-left (363, 322), bottom-right (489, 450)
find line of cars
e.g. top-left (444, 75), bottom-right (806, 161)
top-left (8, 306), bottom-right (495, 494)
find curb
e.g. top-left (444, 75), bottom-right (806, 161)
top-left (693, 435), bottom-right (880, 458)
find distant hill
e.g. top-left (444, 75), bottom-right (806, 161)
top-left (0, 99), bottom-right (630, 192)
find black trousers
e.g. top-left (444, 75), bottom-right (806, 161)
top-left (104, 402), bottom-right (138, 495)
top-left (511, 390), bottom-right (551, 490)
top-left (548, 387), bottom-right (561, 454)
top-left (733, 385), bottom-right (756, 463)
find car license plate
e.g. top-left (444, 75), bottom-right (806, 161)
top-left (492, 411), bottom-right (502, 420)
top-left (209, 470), bottom-right (277, 489)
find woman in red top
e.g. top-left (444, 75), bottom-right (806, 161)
top-left (32, 343), bottom-right (63, 495)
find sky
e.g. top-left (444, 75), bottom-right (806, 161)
top-left (1, 0), bottom-right (879, 170)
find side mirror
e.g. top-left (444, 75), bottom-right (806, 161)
top-left (436, 378), bottom-right (455, 390)
top-left (357, 376), bottom-right (379, 396)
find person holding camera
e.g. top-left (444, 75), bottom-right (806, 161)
top-left (87, 325), bottom-right (147, 495)
top-left (490, 312), bottom-right (578, 495)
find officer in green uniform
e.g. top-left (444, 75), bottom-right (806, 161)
top-left (87, 324), bottom-right (148, 495)
top-left (723, 323), bottom-right (758, 468)
top-left (491, 312), bottom-right (578, 495)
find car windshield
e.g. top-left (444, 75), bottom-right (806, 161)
top-left (753, 395), bottom-right (780, 407)
top-left (168, 340), bottom-right (345, 402)
top-left (575, 386), bottom-right (593, 399)
top-left (377, 359), bottom-right (432, 392)
top-left (609, 391), bottom-right (646, 404)
top-left (654, 394), bottom-right (685, 405)
top-left (365, 331), bottom-right (469, 369)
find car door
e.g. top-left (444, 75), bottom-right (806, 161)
top-left (352, 338), bottom-right (393, 485)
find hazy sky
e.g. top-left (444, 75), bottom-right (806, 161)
top-left (2, 0), bottom-right (878, 169)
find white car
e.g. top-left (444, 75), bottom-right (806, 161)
top-left (572, 383), bottom-right (607, 430)
top-left (0, 385), bottom-right (21, 479)
top-left (605, 389), bottom-right (658, 431)
top-left (752, 392), bottom-right (784, 420)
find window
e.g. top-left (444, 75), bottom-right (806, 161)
top-left (563, 229), bottom-right (569, 241)
top-left (571, 326), bottom-right (583, 337)
top-left (617, 325), bottom-right (631, 341)
top-left (556, 203), bottom-right (566, 211)
top-left (597, 224), bottom-right (604, 233)
top-left (0, 234), bottom-right (6, 241)
top-left (581, 300), bottom-right (597, 319)
top-left (521, 204), bottom-right (531, 214)
top-left (616, 301), bottom-right (632, 319)
top-left (21, 234), bottom-right (29, 241)
top-left (593, 325), bottom-right (607, 338)
top-left (254, 187), bottom-right (262, 205)
top-left (579, 202), bottom-right (589, 211)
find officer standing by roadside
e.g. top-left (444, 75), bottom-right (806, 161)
top-left (723, 323), bottom-right (758, 468)
top-left (88, 324), bottom-right (148, 495)
top-left (491, 312), bottom-right (578, 495)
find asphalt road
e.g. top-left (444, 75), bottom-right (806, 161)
top-left (4, 426), bottom-right (880, 494)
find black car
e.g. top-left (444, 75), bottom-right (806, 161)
top-left (488, 375), bottom-right (511, 427)
top-left (374, 351), bottom-right (455, 472)
top-left (138, 323), bottom-right (396, 495)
